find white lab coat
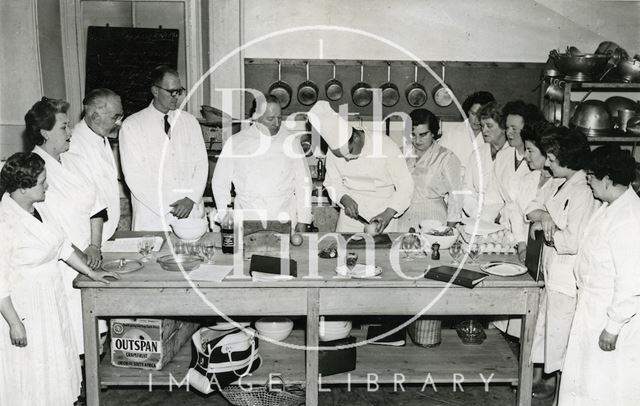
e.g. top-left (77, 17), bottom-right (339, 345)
top-left (0, 194), bottom-right (82, 406)
top-left (323, 131), bottom-right (414, 232)
top-left (494, 147), bottom-right (532, 243)
top-left (211, 124), bottom-right (313, 227)
top-left (66, 119), bottom-right (121, 241)
top-left (32, 146), bottom-right (107, 353)
top-left (462, 141), bottom-right (509, 223)
top-left (527, 170), bottom-right (598, 372)
top-left (559, 188), bottom-right (640, 405)
top-left (119, 104), bottom-right (209, 231)
top-left (438, 121), bottom-right (484, 169)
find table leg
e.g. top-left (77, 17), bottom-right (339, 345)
top-left (306, 288), bottom-right (319, 406)
top-left (516, 289), bottom-right (540, 406)
top-left (82, 291), bottom-right (101, 406)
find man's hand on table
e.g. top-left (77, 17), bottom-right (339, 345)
top-left (371, 208), bottom-right (397, 234)
top-left (340, 195), bottom-right (359, 219)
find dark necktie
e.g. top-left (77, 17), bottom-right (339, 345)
top-left (164, 114), bottom-right (171, 136)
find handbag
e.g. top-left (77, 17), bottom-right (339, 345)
top-left (187, 326), bottom-right (262, 394)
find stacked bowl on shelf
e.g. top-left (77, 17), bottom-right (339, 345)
top-left (319, 320), bottom-right (352, 342)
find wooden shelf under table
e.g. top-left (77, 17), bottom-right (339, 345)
top-left (99, 327), bottom-right (518, 387)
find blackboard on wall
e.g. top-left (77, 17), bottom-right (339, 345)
top-left (85, 26), bottom-right (179, 117)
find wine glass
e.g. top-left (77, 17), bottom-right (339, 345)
top-left (468, 244), bottom-right (481, 264)
top-left (449, 241), bottom-right (463, 264)
top-left (138, 235), bottom-right (155, 262)
top-left (202, 242), bottom-right (216, 264)
top-left (189, 242), bottom-right (203, 259)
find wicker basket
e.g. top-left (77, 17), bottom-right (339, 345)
top-left (220, 376), bottom-right (305, 406)
top-left (407, 318), bottom-right (442, 347)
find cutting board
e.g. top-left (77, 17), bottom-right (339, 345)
top-left (342, 233), bottom-right (392, 249)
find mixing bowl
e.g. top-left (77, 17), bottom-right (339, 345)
top-left (319, 320), bottom-right (352, 341)
top-left (570, 100), bottom-right (612, 136)
top-left (617, 59), bottom-right (640, 83)
top-left (552, 53), bottom-right (610, 81)
top-left (255, 317), bottom-right (294, 341)
top-left (605, 96), bottom-right (639, 120)
top-left (171, 218), bottom-right (208, 241)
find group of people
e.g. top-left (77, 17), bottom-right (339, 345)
top-left (0, 62), bottom-right (639, 405)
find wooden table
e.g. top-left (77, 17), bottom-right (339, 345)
top-left (77, 232), bottom-right (542, 406)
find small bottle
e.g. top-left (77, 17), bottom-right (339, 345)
top-left (316, 158), bottom-right (325, 181)
top-left (431, 242), bottom-right (440, 260)
top-left (220, 204), bottom-right (234, 254)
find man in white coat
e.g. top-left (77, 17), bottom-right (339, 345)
top-left (66, 88), bottom-right (123, 242)
top-left (559, 146), bottom-right (640, 406)
top-left (211, 95), bottom-right (312, 230)
top-left (309, 101), bottom-right (413, 233)
top-left (119, 66), bottom-right (208, 231)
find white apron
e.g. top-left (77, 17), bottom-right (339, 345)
top-left (559, 189), bottom-right (640, 405)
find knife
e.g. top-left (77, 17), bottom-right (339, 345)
top-left (356, 214), bottom-right (370, 225)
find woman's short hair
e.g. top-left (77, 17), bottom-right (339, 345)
top-left (520, 121), bottom-right (554, 153)
top-left (24, 97), bottom-right (70, 147)
top-left (478, 102), bottom-right (504, 129)
top-left (589, 145), bottom-right (637, 186)
top-left (540, 126), bottom-right (591, 170)
top-left (0, 152), bottom-right (45, 195)
top-left (409, 108), bottom-right (441, 139)
top-left (502, 100), bottom-right (545, 128)
top-left (462, 91), bottom-right (495, 115)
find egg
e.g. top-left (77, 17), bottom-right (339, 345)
top-left (290, 233), bottom-right (303, 246)
top-left (363, 223), bottom-right (378, 235)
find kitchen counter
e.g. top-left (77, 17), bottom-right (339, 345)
top-left (78, 232), bottom-right (542, 406)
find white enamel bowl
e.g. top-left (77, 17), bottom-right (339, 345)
top-left (255, 317), bottom-right (294, 341)
top-left (171, 218), bottom-right (208, 241)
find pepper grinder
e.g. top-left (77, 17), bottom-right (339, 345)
top-left (431, 242), bottom-right (440, 260)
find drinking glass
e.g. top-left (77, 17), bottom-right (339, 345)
top-left (138, 235), bottom-right (155, 262)
top-left (449, 241), bottom-right (463, 264)
top-left (189, 242), bottom-right (203, 259)
top-left (202, 243), bottom-right (216, 264)
top-left (468, 244), bottom-right (481, 264)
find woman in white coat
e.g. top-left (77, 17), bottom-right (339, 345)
top-left (25, 97), bottom-right (108, 355)
top-left (0, 153), bottom-right (117, 406)
top-left (526, 127), bottom-right (598, 403)
top-left (559, 146), bottom-right (640, 406)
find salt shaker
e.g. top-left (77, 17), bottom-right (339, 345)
top-left (431, 242), bottom-right (440, 260)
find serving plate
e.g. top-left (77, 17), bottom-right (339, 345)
top-left (480, 261), bottom-right (527, 277)
top-left (335, 264), bottom-right (382, 279)
top-left (101, 258), bottom-right (144, 274)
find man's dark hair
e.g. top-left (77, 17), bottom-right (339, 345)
top-left (148, 65), bottom-right (179, 88)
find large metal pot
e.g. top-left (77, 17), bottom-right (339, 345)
top-left (325, 62), bottom-right (343, 101)
top-left (297, 62), bottom-right (318, 106)
top-left (544, 79), bottom-right (565, 103)
top-left (605, 96), bottom-right (639, 120)
top-left (617, 58), bottom-right (640, 83)
top-left (351, 63), bottom-right (372, 107)
top-left (570, 100), bottom-right (612, 136)
top-left (405, 64), bottom-right (427, 107)
top-left (268, 61), bottom-right (292, 109)
top-left (551, 51), bottom-right (610, 82)
top-left (380, 63), bottom-right (400, 107)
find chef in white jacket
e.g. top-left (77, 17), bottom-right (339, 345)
top-left (308, 101), bottom-right (413, 233)
top-left (24, 97), bottom-right (108, 354)
top-left (66, 88), bottom-right (123, 241)
top-left (462, 101), bottom-right (509, 223)
top-left (120, 66), bottom-right (208, 231)
top-left (211, 95), bottom-right (312, 230)
top-left (526, 127), bottom-right (598, 402)
top-left (559, 146), bottom-right (640, 406)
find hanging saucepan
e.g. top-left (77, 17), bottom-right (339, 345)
top-left (351, 63), bottom-right (372, 107)
top-left (432, 64), bottom-right (454, 108)
top-left (297, 62), bottom-right (319, 106)
top-left (380, 63), bottom-right (400, 107)
top-left (325, 62), bottom-right (343, 101)
top-left (405, 64), bottom-right (427, 107)
top-left (268, 61), bottom-right (292, 109)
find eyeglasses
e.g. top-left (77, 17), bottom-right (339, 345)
top-left (155, 85), bottom-right (186, 97)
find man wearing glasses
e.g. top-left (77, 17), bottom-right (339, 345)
top-left (119, 65), bottom-right (208, 231)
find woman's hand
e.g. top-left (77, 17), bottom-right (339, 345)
top-left (539, 212), bottom-right (558, 242)
top-left (10, 320), bottom-right (27, 347)
top-left (83, 245), bottom-right (102, 270)
top-left (517, 242), bottom-right (527, 263)
top-left (87, 270), bottom-right (120, 284)
top-left (599, 329), bottom-right (618, 351)
top-left (530, 222), bottom-right (543, 240)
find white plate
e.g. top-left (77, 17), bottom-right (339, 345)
top-left (480, 261), bottom-right (527, 277)
top-left (336, 264), bottom-right (382, 279)
top-left (208, 322), bottom-right (251, 331)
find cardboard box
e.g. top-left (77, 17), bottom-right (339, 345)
top-left (110, 318), bottom-right (199, 370)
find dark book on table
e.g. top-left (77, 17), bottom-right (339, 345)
top-left (249, 255), bottom-right (298, 277)
top-left (424, 266), bottom-right (488, 289)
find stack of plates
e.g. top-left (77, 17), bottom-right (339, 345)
top-left (480, 261), bottom-right (527, 277)
top-left (319, 320), bottom-right (352, 341)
